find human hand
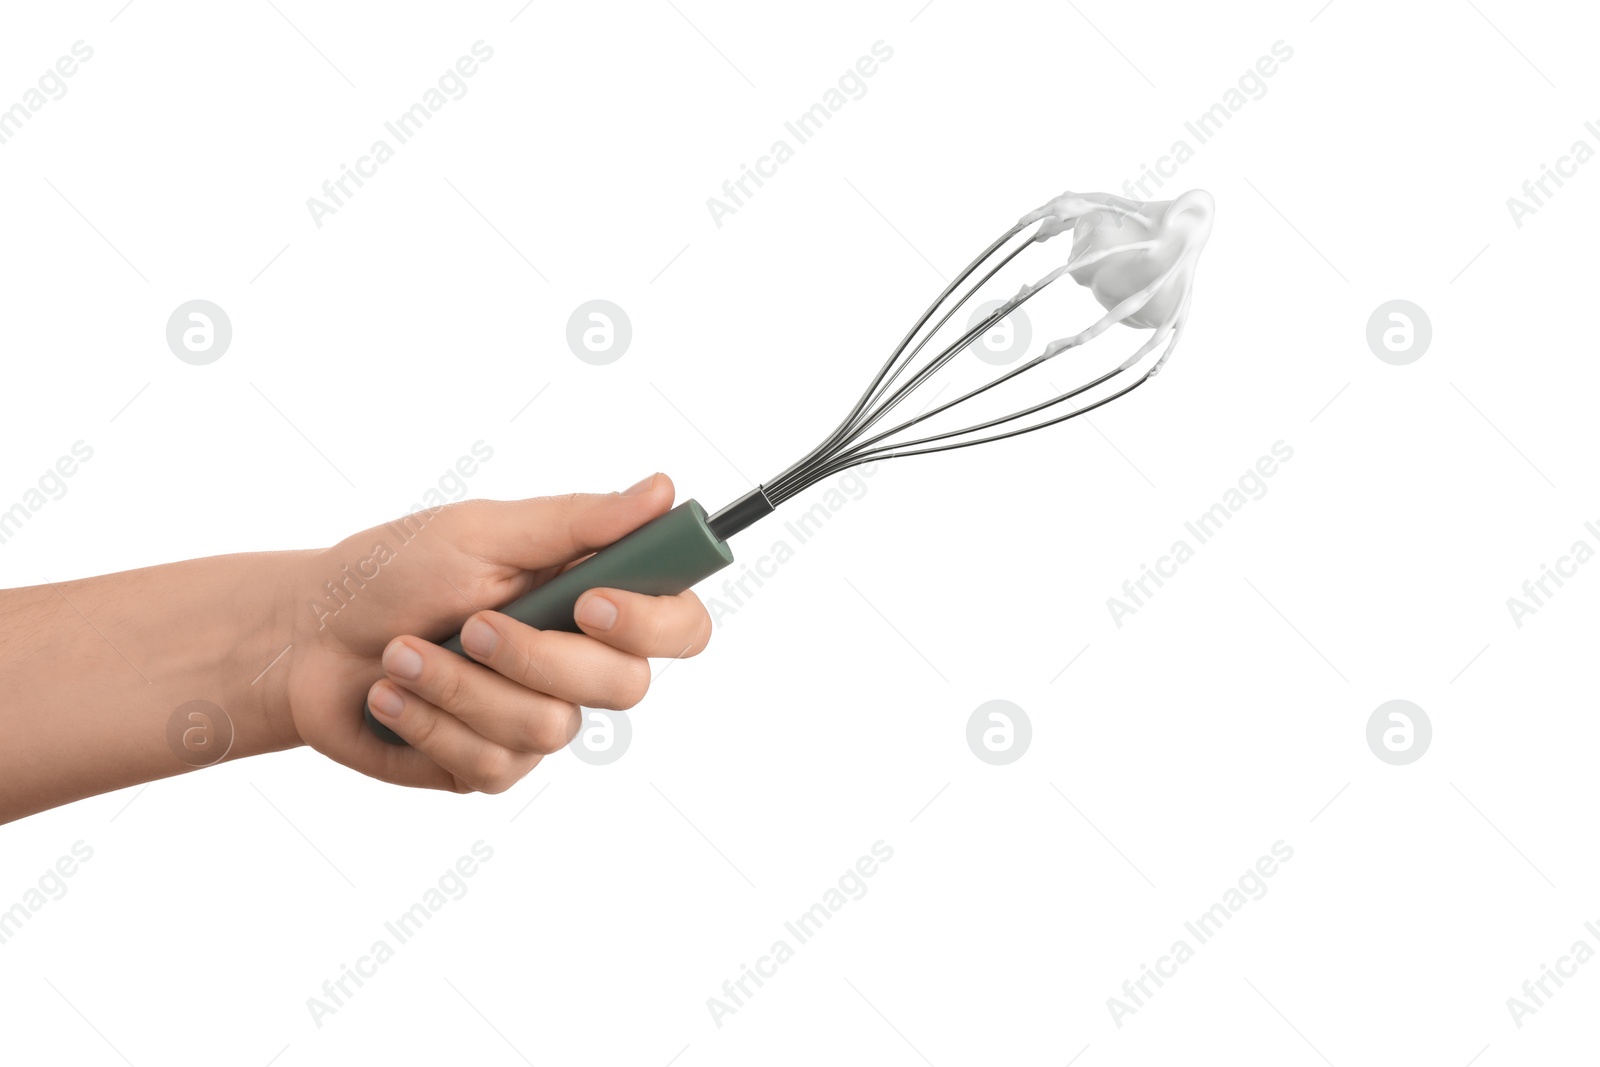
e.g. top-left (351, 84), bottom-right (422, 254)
top-left (281, 473), bottom-right (711, 793)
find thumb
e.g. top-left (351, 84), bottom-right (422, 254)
top-left (464, 473), bottom-right (676, 572)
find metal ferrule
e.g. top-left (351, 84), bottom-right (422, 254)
top-left (706, 485), bottom-right (774, 542)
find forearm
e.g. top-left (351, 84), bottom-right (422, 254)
top-left (0, 551), bottom-right (307, 822)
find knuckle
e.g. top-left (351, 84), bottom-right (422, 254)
top-left (610, 657), bottom-right (651, 710)
top-left (405, 703), bottom-right (438, 747)
top-left (555, 494), bottom-right (589, 548)
top-left (525, 703), bottom-right (579, 754)
top-left (685, 609), bottom-right (713, 658)
top-left (561, 703), bottom-right (584, 748)
top-left (432, 660), bottom-right (470, 710)
top-left (641, 609), bottom-right (670, 654)
top-left (470, 747), bottom-right (517, 794)
top-left (514, 649), bottom-right (552, 693)
top-left (503, 633), bottom-right (549, 692)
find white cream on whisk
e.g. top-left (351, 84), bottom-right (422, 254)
top-left (1021, 189), bottom-right (1214, 329)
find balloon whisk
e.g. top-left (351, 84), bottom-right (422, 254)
top-left (708, 188), bottom-right (1216, 540)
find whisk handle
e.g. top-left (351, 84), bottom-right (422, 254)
top-left (364, 499), bottom-right (735, 744)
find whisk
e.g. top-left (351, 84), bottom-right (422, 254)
top-left (367, 187), bottom-right (1215, 742)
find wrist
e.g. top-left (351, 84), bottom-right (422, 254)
top-left (220, 550), bottom-right (313, 755)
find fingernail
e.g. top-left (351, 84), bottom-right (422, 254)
top-left (622, 473), bottom-right (657, 496)
top-left (383, 639), bottom-right (424, 681)
top-left (461, 615), bottom-right (498, 658)
top-left (370, 683), bottom-right (405, 718)
top-left (576, 594), bottom-right (618, 631)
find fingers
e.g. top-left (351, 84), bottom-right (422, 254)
top-left (456, 612), bottom-right (652, 710)
top-left (358, 589), bottom-right (706, 794)
top-left (573, 588), bottom-right (712, 659)
top-left (346, 501), bottom-right (715, 795)
top-left (299, 695), bottom-right (462, 793)
top-left (374, 635), bottom-right (586, 752)
top-left (367, 679), bottom-right (544, 794)
top-left (463, 473), bottom-right (676, 572)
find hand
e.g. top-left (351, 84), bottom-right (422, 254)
top-left (282, 473), bottom-right (711, 793)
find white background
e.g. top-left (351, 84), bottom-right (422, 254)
top-left (1, 1), bottom-right (1597, 1063)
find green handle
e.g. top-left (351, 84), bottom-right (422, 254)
top-left (365, 499), bottom-right (735, 744)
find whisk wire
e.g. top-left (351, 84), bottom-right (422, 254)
top-left (765, 222), bottom-right (1030, 501)
top-left (750, 190), bottom-right (1208, 513)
